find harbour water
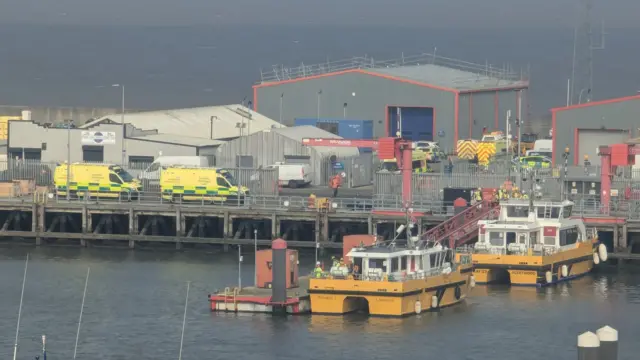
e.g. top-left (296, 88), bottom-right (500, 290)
top-left (0, 247), bottom-right (638, 360)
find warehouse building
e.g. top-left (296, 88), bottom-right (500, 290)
top-left (253, 53), bottom-right (529, 151)
top-left (551, 94), bottom-right (640, 165)
top-left (7, 121), bottom-right (222, 166)
top-left (215, 126), bottom-right (360, 185)
top-left (82, 104), bottom-right (284, 140)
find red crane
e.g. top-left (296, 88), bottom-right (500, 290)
top-left (301, 137), bottom-right (414, 210)
top-left (598, 143), bottom-right (640, 209)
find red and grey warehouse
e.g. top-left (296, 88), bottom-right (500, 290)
top-left (551, 94), bottom-right (640, 165)
top-left (252, 54), bottom-right (529, 151)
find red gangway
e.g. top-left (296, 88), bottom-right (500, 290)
top-left (421, 201), bottom-right (500, 249)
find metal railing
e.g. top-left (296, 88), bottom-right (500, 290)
top-left (259, 51), bottom-right (525, 83)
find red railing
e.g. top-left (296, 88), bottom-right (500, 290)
top-left (421, 201), bottom-right (500, 249)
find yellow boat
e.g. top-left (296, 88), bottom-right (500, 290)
top-left (308, 241), bottom-right (474, 317)
top-left (457, 199), bottom-right (608, 287)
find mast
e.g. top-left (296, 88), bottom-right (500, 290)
top-left (178, 281), bottom-right (191, 360)
top-left (73, 267), bottom-right (91, 359)
top-left (13, 254), bottom-right (29, 360)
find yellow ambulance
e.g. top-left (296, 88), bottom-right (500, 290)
top-left (160, 166), bottom-right (249, 204)
top-left (54, 163), bottom-right (141, 200)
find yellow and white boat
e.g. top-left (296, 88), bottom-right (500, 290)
top-left (458, 199), bottom-right (607, 287)
top-left (308, 240), bottom-right (474, 316)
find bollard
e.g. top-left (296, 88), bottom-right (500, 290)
top-left (596, 326), bottom-right (618, 360)
top-left (270, 238), bottom-right (287, 304)
top-left (577, 331), bottom-right (600, 360)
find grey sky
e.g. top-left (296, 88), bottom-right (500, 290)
top-left (2, 0), bottom-right (638, 27)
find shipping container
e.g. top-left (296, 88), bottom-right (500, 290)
top-left (294, 118), bottom-right (374, 139)
top-left (387, 107), bottom-right (434, 141)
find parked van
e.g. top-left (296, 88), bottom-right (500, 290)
top-left (160, 166), bottom-right (249, 203)
top-left (266, 162), bottom-right (312, 188)
top-left (54, 163), bottom-right (141, 200)
top-left (139, 156), bottom-right (210, 185)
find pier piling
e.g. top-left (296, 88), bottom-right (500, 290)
top-left (596, 326), bottom-right (618, 360)
top-left (577, 331), bottom-right (600, 360)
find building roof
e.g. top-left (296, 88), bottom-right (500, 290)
top-left (81, 105), bottom-right (285, 139)
top-left (272, 126), bottom-right (360, 157)
top-left (129, 133), bottom-right (225, 147)
top-left (367, 64), bottom-right (527, 91)
top-left (551, 94), bottom-right (640, 113)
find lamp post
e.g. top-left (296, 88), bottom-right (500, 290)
top-left (112, 84), bottom-right (125, 165)
top-left (279, 93), bottom-right (284, 124)
top-left (65, 119), bottom-right (73, 201)
top-left (238, 245), bottom-right (243, 289)
top-left (254, 229), bottom-right (258, 286)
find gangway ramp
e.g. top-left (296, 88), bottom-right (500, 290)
top-left (421, 201), bottom-right (499, 249)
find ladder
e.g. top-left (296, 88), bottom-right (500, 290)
top-left (421, 201), bottom-right (500, 249)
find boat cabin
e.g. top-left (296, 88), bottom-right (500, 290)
top-left (474, 200), bottom-right (588, 256)
top-left (343, 244), bottom-right (465, 281)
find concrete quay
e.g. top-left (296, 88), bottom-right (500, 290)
top-left (0, 198), bottom-right (447, 250)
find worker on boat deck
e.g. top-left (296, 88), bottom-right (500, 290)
top-left (584, 155), bottom-right (591, 167)
top-left (313, 261), bottom-right (324, 278)
top-left (475, 188), bottom-right (483, 202)
top-left (329, 174), bottom-right (342, 197)
top-left (331, 256), bottom-right (339, 268)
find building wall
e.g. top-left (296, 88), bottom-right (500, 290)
top-left (8, 121), bottom-right (196, 164)
top-left (0, 106), bottom-right (120, 126)
top-left (552, 97), bottom-right (640, 165)
top-left (254, 72), bottom-right (457, 150)
top-left (458, 94), bottom-right (470, 139)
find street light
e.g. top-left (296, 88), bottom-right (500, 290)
top-left (65, 119), bottom-right (74, 201)
top-left (254, 229), bottom-right (258, 286)
top-left (112, 84), bottom-right (125, 165)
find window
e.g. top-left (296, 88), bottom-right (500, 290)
top-left (507, 206), bottom-right (529, 217)
top-left (113, 168), bottom-right (134, 182)
top-left (517, 233), bottom-right (527, 244)
top-left (560, 228), bottom-right (579, 246)
top-left (109, 174), bottom-right (122, 184)
top-left (217, 177), bottom-right (230, 187)
top-left (529, 231), bottom-right (538, 245)
top-left (400, 256), bottom-right (407, 271)
top-left (506, 232), bottom-right (516, 245)
top-left (220, 171), bottom-right (238, 186)
top-left (147, 163), bottom-right (161, 172)
top-left (563, 206), bottom-right (573, 218)
top-left (391, 257), bottom-right (399, 271)
top-left (537, 206), bottom-right (560, 218)
top-left (489, 232), bottom-right (504, 246)
top-left (128, 156), bottom-right (154, 170)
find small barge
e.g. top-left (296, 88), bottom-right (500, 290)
top-left (457, 199), bottom-right (608, 286)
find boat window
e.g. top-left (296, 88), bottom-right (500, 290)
top-left (506, 232), bottom-right (517, 245)
top-left (401, 256), bottom-right (407, 271)
top-left (368, 259), bottom-right (386, 271)
top-left (536, 206), bottom-right (561, 218)
top-left (560, 228), bottom-right (579, 246)
top-left (506, 206), bottom-right (529, 217)
top-left (543, 236), bottom-right (556, 246)
top-left (563, 206), bottom-right (573, 218)
top-left (391, 257), bottom-right (399, 272)
top-left (489, 232), bottom-right (504, 246)
top-left (429, 254), bottom-right (437, 268)
top-left (517, 233), bottom-right (527, 244)
top-left (529, 231), bottom-right (538, 245)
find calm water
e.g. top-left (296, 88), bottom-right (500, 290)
top-left (0, 247), bottom-right (639, 360)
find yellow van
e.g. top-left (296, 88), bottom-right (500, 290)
top-left (378, 150), bottom-right (432, 173)
top-left (54, 163), bottom-right (141, 200)
top-left (160, 166), bottom-right (249, 204)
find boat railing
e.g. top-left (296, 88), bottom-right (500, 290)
top-left (312, 265), bottom-right (454, 282)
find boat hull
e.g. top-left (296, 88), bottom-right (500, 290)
top-left (308, 265), bottom-right (472, 316)
top-left (469, 242), bottom-right (594, 287)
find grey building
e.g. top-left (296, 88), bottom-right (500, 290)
top-left (7, 121), bottom-right (222, 166)
top-left (253, 53), bottom-right (529, 151)
top-left (215, 126), bottom-right (360, 185)
top-left (551, 94), bottom-right (640, 165)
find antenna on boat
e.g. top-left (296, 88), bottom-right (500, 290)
top-left (13, 253), bottom-right (29, 360)
top-left (42, 335), bottom-right (47, 360)
top-left (73, 267), bottom-right (91, 359)
top-left (178, 281), bottom-right (191, 360)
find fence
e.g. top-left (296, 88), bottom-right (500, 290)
top-left (319, 153), bottom-right (375, 188)
top-left (0, 159), bottom-right (280, 196)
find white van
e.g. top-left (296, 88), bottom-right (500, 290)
top-left (139, 156), bottom-right (210, 185)
top-left (266, 162), bottom-right (312, 188)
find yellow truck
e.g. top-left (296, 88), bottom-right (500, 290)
top-left (160, 166), bottom-right (249, 204)
top-left (378, 149), bottom-right (432, 173)
top-left (54, 163), bottom-right (141, 200)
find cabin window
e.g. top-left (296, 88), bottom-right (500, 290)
top-left (430, 254), bottom-right (437, 268)
top-left (401, 256), bottom-right (407, 270)
top-left (537, 206), bottom-right (560, 218)
top-left (506, 232), bottom-right (517, 246)
top-left (489, 232), bottom-right (504, 246)
top-left (562, 206), bottom-right (573, 218)
top-left (517, 233), bottom-right (527, 244)
top-left (506, 206), bottom-right (529, 217)
top-left (560, 228), bottom-right (579, 246)
top-left (391, 257), bottom-right (399, 272)
top-left (368, 259), bottom-right (387, 273)
top-left (529, 231), bottom-right (538, 245)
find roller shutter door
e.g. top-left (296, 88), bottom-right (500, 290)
top-left (577, 129), bottom-right (628, 165)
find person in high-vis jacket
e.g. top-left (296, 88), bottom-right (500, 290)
top-left (313, 262), bottom-right (324, 278)
top-left (475, 188), bottom-right (483, 202)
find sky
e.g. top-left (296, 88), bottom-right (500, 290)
top-left (2, 0), bottom-right (639, 28)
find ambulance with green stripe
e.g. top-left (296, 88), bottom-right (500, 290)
top-left (160, 166), bottom-right (249, 203)
top-left (54, 163), bottom-right (141, 199)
